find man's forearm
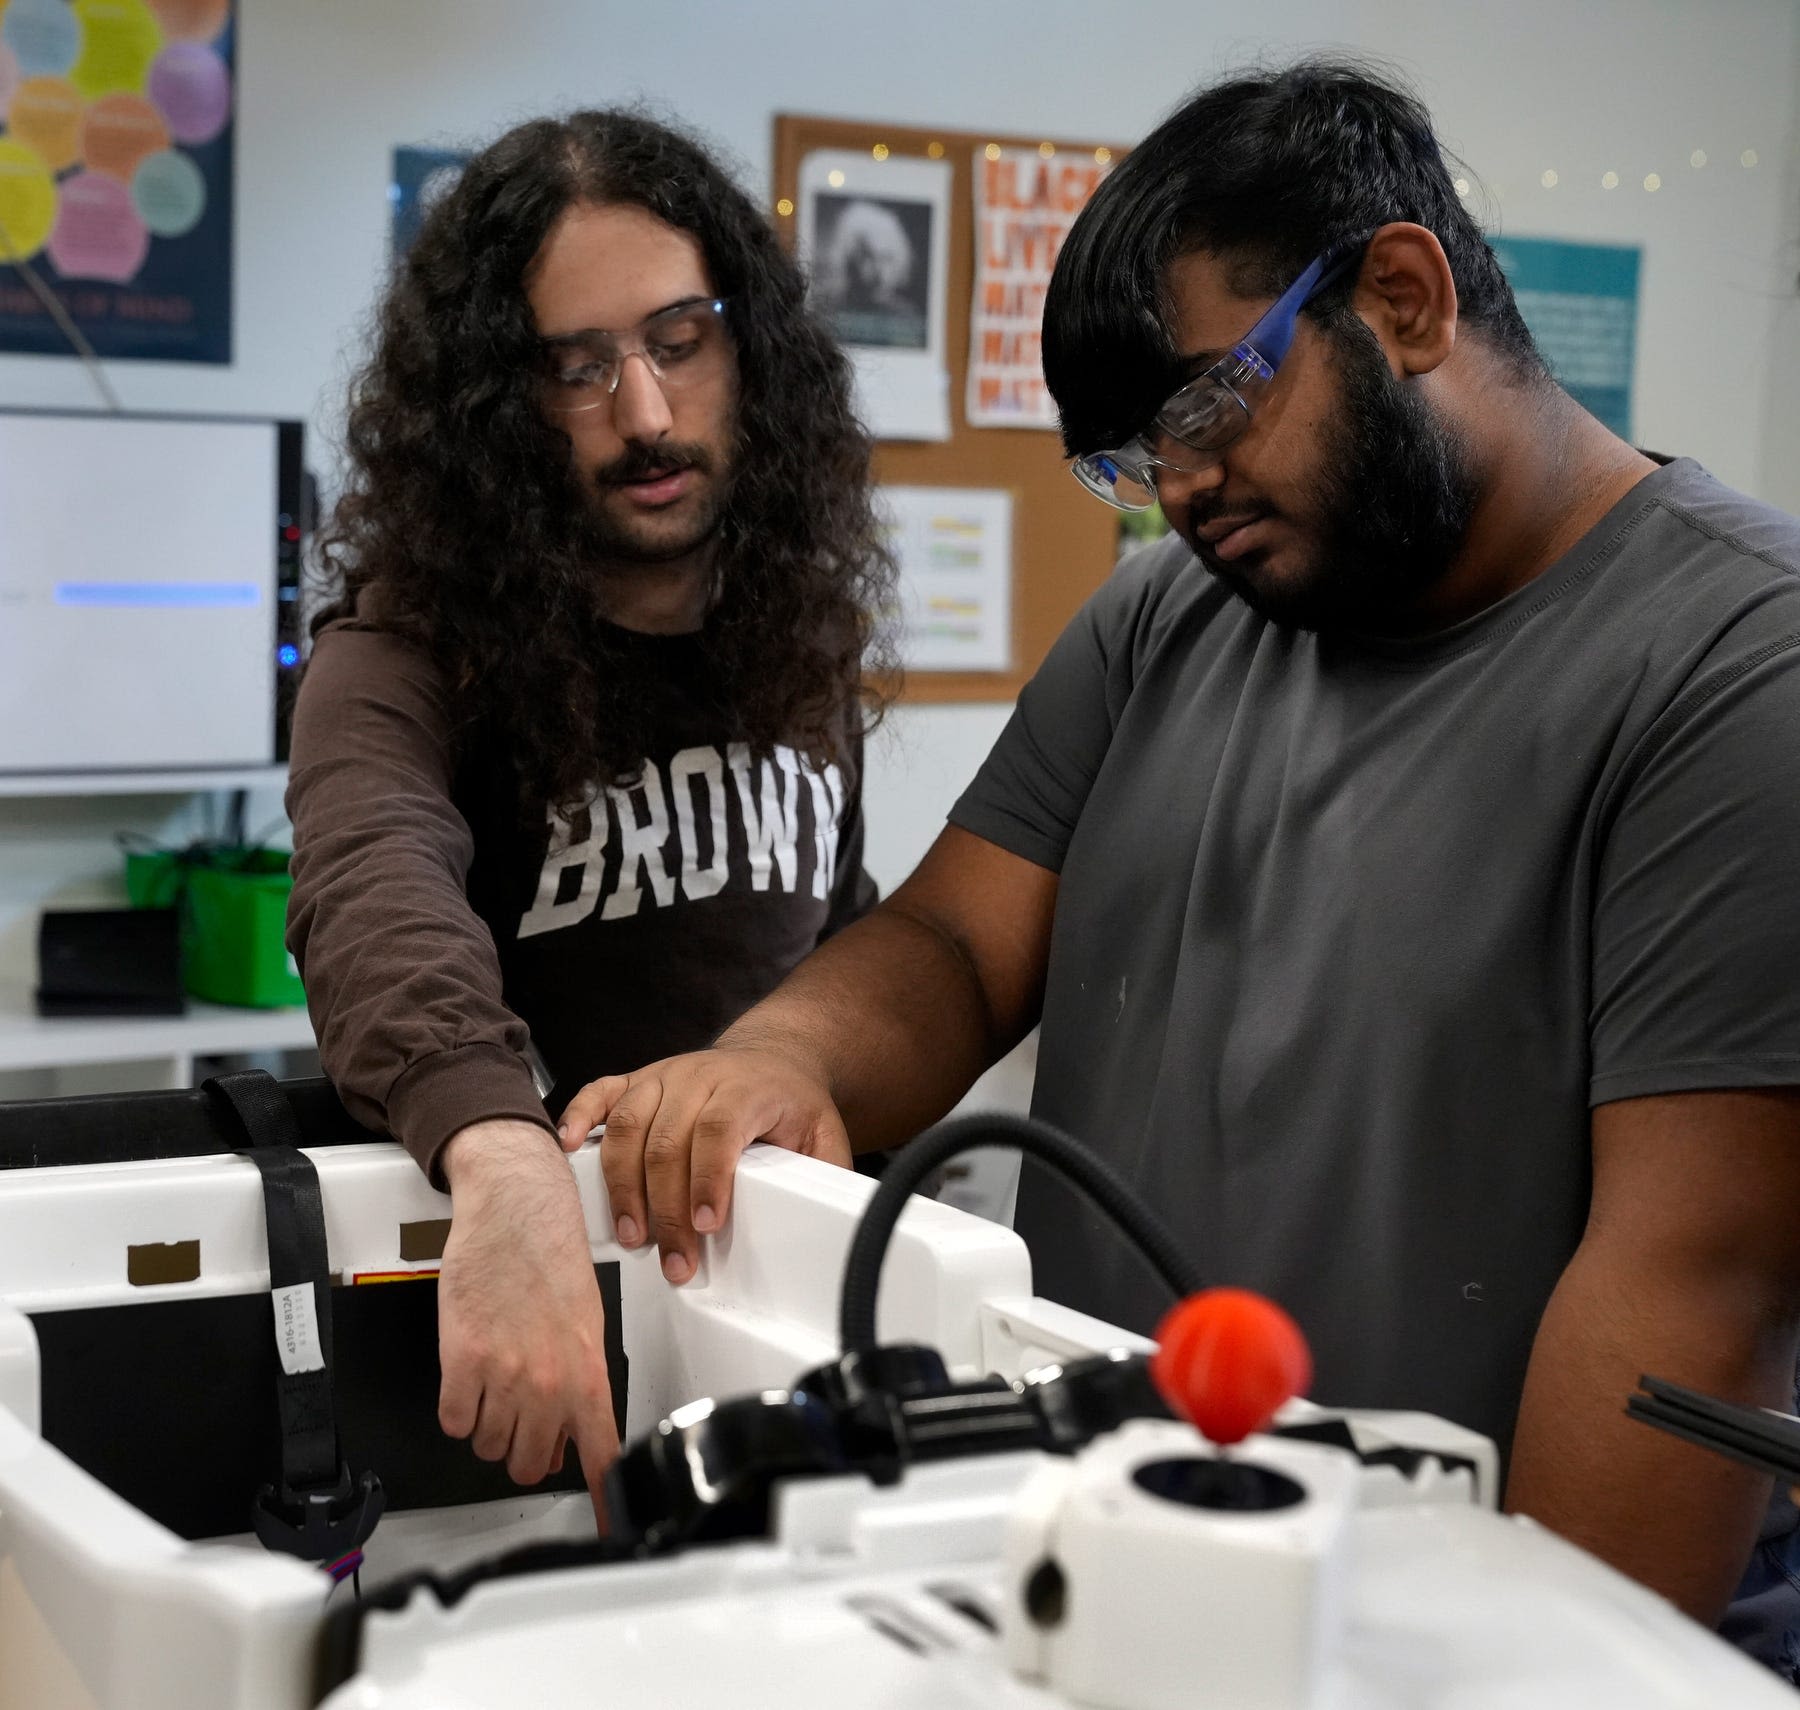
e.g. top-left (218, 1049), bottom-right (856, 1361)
top-left (1505, 1239), bottom-right (1797, 1623)
top-left (716, 901), bottom-right (1014, 1153)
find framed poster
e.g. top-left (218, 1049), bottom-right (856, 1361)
top-left (1492, 236), bottom-right (1640, 438)
top-left (797, 146), bottom-right (952, 441)
top-left (879, 483), bottom-right (1013, 672)
top-left (967, 145), bottom-right (1113, 429)
top-left (0, 0), bottom-right (235, 364)
top-left (390, 145), bottom-right (467, 260)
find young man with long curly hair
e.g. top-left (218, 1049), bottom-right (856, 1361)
top-left (286, 110), bottom-right (895, 1509)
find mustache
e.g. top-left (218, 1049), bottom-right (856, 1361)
top-left (592, 442), bottom-right (712, 487)
top-left (1187, 492), bottom-right (1272, 534)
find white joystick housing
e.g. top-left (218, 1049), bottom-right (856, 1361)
top-left (1001, 1419), bottom-right (1358, 1710)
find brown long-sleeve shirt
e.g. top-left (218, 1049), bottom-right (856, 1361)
top-left (285, 620), bottom-right (877, 1184)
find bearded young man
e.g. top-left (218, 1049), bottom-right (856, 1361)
top-left (561, 63), bottom-right (1800, 1675)
top-left (286, 111), bottom-right (892, 1507)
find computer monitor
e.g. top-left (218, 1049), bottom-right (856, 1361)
top-left (0, 409), bottom-right (305, 787)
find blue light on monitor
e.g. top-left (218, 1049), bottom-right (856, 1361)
top-left (56, 582), bottom-right (262, 608)
top-left (278, 644), bottom-right (301, 667)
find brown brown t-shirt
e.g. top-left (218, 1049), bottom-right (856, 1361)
top-left (285, 619), bottom-right (876, 1184)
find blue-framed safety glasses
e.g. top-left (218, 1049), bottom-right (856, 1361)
top-left (1072, 243), bottom-right (1364, 511)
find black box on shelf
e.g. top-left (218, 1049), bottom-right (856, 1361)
top-left (36, 909), bottom-right (187, 1019)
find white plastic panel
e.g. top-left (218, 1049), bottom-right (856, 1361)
top-left (0, 1140), bottom-right (1030, 1710)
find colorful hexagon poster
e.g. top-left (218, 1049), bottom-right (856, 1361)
top-left (0, 0), bottom-right (233, 362)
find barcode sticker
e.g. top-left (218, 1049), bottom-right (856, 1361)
top-left (272, 1281), bottom-right (324, 1375)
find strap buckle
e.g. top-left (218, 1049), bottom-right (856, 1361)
top-left (251, 1461), bottom-right (386, 1562)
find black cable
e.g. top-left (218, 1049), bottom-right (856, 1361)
top-left (839, 1111), bottom-right (1205, 1355)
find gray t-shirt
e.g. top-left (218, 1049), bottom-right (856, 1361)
top-left (952, 458), bottom-right (1800, 1454)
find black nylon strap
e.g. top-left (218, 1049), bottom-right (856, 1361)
top-left (204, 1071), bottom-right (340, 1495)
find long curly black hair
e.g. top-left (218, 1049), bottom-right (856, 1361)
top-left (313, 109), bottom-right (896, 813)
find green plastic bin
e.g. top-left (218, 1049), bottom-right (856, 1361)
top-left (124, 847), bottom-right (305, 1009)
top-left (124, 849), bottom-right (185, 910)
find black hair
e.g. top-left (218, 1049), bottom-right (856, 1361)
top-left (314, 108), bottom-right (895, 813)
top-left (1043, 56), bottom-right (1546, 455)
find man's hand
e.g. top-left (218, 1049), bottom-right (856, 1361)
top-left (557, 1047), bottom-right (852, 1285)
top-left (556, 827), bottom-right (1059, 1286)
top-left (437, 1118), bottom-right (621, 1519)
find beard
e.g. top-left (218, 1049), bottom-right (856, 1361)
top-left (1193, 316), bottom-right (1480, 632)
top-left (572, 438), bottom-right (731, 567)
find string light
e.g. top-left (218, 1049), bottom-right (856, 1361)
top-left (871, 143), bottom-right (889, 161)
top-left (775, 198), bottom-right (793, 217)
top-left (827, 169), bottom-right (845, 188)
top-left (925, 138), bottom-right (1766, 195)
top-left (1446, 144), bottom-right (1763, 197)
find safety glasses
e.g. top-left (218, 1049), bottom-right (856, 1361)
top-left (1072, 245), bottom-right (1362, 511)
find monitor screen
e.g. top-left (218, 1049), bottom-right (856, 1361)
top-left (0, 410), bottom-right (303, 781)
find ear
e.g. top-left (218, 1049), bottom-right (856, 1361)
top-left (1350, 222), bottom-right (1458, 377)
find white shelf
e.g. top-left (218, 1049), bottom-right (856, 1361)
top-left (0, 980), bottom-right (314, 1076)
top-left (0, 767), bottom-right (289, 800)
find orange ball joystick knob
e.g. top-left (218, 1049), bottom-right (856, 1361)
top-left (1150, 1288), bottom-right (1313, 1446)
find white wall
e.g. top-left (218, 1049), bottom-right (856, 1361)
top-left (2, 0), bottom-right (1798, 1000)
top-left (1756, 20), bottom-right (1800, 519)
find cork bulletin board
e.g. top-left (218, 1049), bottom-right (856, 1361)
top-left (772, 115), bottom-right (1127, 705)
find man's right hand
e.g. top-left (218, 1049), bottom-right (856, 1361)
top-left (552, 829), bottom-right (1059, 1288)
top-left (436, 1118), bottom-right (621, 1521)
top-left (556, 1045), bottom-right (852, 1288)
